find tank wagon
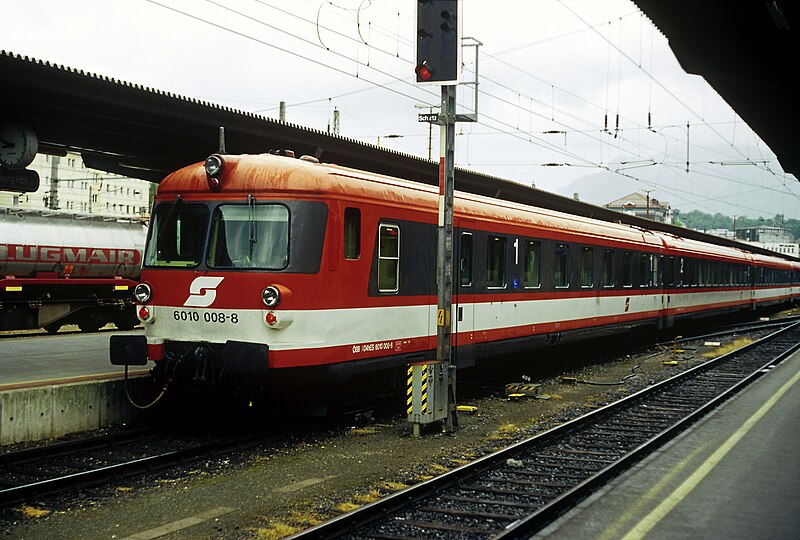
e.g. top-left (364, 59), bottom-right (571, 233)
top-left (0, 207), bottom-right (147, 332)
top-left (110, 152), bottom-right (800, 396)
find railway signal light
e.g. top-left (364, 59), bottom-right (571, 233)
top-left (415, 0), bottom-right (460, 84)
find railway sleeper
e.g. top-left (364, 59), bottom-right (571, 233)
top-left (443, 495), bottom-right (539, 510)
top-left (418, 505), bottom-right (521, 522)
top-left (386, 516), bottom-right (498, 536)
top-left (464, 485), bottom-right (555, 504)
top-left (526, 453), bottom-right (615, 465)
top-left (487, 477), bottom-right (579, 490)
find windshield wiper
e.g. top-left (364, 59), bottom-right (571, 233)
top-left (156, 195), bottom-right (182, 242)
top-left (248, 194), bottom-right (257, 257)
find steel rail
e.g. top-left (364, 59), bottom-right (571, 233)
top-left (0, 429), bottom-right (274, 507)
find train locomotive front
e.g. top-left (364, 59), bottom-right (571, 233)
top-left (111, 152), bottom-right (348, 394)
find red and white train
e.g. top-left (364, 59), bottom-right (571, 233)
top-left (110, 152), bottom-right (800, 394)
top-left (1, 208), bottom-right (146, 332)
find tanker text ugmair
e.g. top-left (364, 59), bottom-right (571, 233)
top-left (0, 244), bottom-right (141, 265)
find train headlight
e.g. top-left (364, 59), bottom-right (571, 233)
top-left (262, 286), bottom-right (281, 307)
top-left (204, 154), bottom-right (224, 177)
top-left (134, 283), bottom-right (152, 303)
top-left (205, 154), bottom-right (225, 192)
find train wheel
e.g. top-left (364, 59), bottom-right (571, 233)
top-left (114, 310), bottom-right (139, 331)
top-left (77, 318), bottom-right (102, 332)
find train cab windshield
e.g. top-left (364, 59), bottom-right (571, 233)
top-left (144, 199), bottom-right (290, 270)
top-left (144, 201), bottom-right (208, 267)
top-left (207, 204), bottom-right (289, 269)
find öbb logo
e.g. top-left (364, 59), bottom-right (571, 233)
top-left (184, 276), bottom-right (225, 308)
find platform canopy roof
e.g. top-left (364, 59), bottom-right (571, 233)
top-left (0, 49), bottom-right (794, 260)
top-left (634, 0), bottom-right (799, 177)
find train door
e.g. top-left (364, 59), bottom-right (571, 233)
top-left (454, 229), bottom-right (476, 368)
top-left (663, 256), bottom-right (676, 328)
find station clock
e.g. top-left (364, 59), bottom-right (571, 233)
top-left (0, 123), bottom-right (38, 170)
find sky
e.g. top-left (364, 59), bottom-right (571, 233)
top-left (2, 0), bottom-right (799, 219)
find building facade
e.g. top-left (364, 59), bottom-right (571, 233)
top-left (735, 226), bottom-right (794, 244)
top-left (604, 192), bottom-right (672, 223)
top-left (0, 152), bottom-right (152, 217)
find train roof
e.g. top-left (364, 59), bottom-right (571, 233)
top-left (160, 154), bottom-right (660, 248)
top-left (158, 154), bottom-right (793, 267)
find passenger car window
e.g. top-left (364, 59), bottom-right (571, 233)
top-left (601, 249), bottom-right (614, 287)
top-left (580, 247), bottom-right (593, 287)
top-left (622, 252), bottom-right (633, 287)
top-left (487, 236), bottom-right (507, 288)
top-left (640, 253), bottom-right (652, 287)
top-left (555, 243), bottom-right (569, 288)
top-left (524, 240), bottom-right (541, 288)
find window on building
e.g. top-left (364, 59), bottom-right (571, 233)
top-left (602, 249), bottom-right (614, 287)
top-left (378, 224), bottom-right (399, 292)
top-left (523, 240), bottom-right (540, 288)
top-left (487, 236), bottom-right (507, 288)
top-left (460, 233), bottom-right (473, 287)
top-left (343, 208), bottom-right (361, 260)
top-left (555, 243), bottom-right (569, 288)
top-left (622, 252), bottom-right (633, 287)
top-left (580, 247), bottom-right (593, 287)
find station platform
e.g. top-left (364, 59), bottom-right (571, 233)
top-left (0, 330), bottom-right (153, 445)
top-left (537, 346), bottom-right (800, 540)
top-left (0, 329), bottom-right (150, 390)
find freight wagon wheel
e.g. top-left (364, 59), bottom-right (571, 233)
top-left (114, 318), bottom-right (138, 331)
top-left (77, 318), bottom-right (102, 332)
top-left (43, 323), bottom-right (61, 334)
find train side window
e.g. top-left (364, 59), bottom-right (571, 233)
top-left (487, 236), bottom-right (507, 289)
top-left (622, 252), bottom-right (633, 287)
top-left (523, 240), bottom-right (541, 288)
top-left (580, 247), bottom-right (593, 287)
top-left (639, 253), bottom-right (652, 287)
top-left (460, 233), bottom-right (473, 287)
top-left (555, 243), bottom-right (569, 288)
top-left (377, 224), bottom-right (399, 293)
top-left (667, 256), bottom-right (675, 287)
top-left (344, 208), bottom-right (360, 260)
top-left (601, 249), bottom-right (614, 287)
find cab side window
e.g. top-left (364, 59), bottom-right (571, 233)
top-left (344, 208), bottom-right (360, 260)
top-left (377, 224), bottom-right (399, 292)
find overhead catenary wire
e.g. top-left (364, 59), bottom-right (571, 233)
top-left (142, 0), bottom-right (798, 218)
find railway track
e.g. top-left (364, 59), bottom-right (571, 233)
top-left (290, 321), bottom-right (800, 539)
top-left (0, 424), bottom-right (287, 508)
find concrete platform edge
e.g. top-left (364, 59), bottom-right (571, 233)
top-left (0, 377), bottom-right (154, 446)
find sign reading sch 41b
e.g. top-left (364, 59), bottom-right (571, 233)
top-left (418, 113), bottom-right (439, 123)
